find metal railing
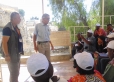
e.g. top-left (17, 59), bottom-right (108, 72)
top-left (68, 15), bottom-right (114, 42)
top-left (68, 26), bottom-right (89, 42)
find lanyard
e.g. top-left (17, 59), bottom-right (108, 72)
top-left (16, 28), bottom-right (20, 36)
top-left (14, 27), bottom-right (21, 36)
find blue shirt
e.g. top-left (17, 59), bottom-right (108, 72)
top-left (2, 27), bottom-right (11, 36)
top-left (2, 27), bottom-right (23, 53)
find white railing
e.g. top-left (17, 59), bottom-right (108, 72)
top-left (68, 26), bottom-right (89, 42)
top-left (69, 15), bottom-right (114, 42)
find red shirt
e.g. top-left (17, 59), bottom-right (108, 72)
top-left (94, 28), bottom-right (106, 37)
top-left (68, 70), bottom-right (106, 82)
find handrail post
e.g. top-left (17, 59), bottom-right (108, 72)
top-left (110, 16), bottom-right (111, 24)
top-left (102, 0), bottom-right (104, 28)
top-left (74, 27), bottom-right (76, 42)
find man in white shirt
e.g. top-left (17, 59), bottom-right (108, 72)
top-left (33, 14), bottom-right (54, 61)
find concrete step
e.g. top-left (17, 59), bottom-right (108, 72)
top-left (0, 54), bottom-right (71, 64)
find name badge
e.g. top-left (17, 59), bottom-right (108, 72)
top-left (19, 38), bottom-right (23, 42)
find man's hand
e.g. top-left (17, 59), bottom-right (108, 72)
top-left (49, 41), bottom-right (54, 50)
top-left (51, 45), bottom-right (54, 50)
top-left (80, 34), bottom-right (84, 39)
top-left (107, 28), bottom-right (110, 35)
top-left (5, 55), bottom-right (11, 62)
top-left (33, 34), bottom-right (38, 52)
top-left (34, 46), bottom-right (38, 52)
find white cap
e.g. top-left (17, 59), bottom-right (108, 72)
top-left (74, 51), bottom-right (94, 70)
top-left (27, 53), bottom-right (49, 77)
top-left (105, 41), bottom-right (114, 49)
top-left (96, 23), bottom-right (100, 27)
top-left (107, 33), bottom-right (114, 38)
top-left (87, 29), bottom-right (93, 34)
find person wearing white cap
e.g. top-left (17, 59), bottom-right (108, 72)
top-left (27, 53), bottom-right (67, 82)
top-left (103, 41), bottom-right (114, 82)
top-left (94, 23), bottom-right (106, 37)
top-left (80, 29), bottom-right (96, 53)
top-left (104, 41), bottom-right (114, 61)
top-left (107, 33), bottom-right (114, 43)
top-left (94, 23), bottom-right (106, 53)
top-left (68, 51), bottom-right (106, 82)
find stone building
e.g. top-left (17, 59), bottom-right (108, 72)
top-left (0, 4), bottom-right (18, 28)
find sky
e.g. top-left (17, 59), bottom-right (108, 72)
top-left (0, 0), bottom-right (92, 21)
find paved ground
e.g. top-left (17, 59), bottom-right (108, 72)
top-left (1, 61), bottom-right (76, 82)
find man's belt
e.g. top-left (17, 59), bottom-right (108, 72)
top-left (38, 41), bottom-right (49, 44)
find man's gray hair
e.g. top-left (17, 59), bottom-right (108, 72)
top-left (10, 12), bottom-right (19, 20)
top-left (42, 14), bottom-right (49, 19)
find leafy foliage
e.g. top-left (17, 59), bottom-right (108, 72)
top-left (48, 0), bottom-right (88, 29)
top-left (19, 9), bottom-right (25, 17)
top-left (49, 0), bottom-right (114, 41)
top-left (90, 0), bottom-right (114, 27)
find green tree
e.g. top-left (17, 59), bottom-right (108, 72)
top-left (90, 0), bottom-right (114, 27)
top-left (49, 0), bottom-right (88, 29)
top-left (87, 0), bottom-right (101, 29)
top-left (19, 9), bottom-right (25, 17)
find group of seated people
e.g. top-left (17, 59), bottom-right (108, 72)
top-left (26, 52), bottom-right (107, 82)
top-left (26, 23), bottom-right (114, 82)
top-left (71, 23), bottom-right (114, 82)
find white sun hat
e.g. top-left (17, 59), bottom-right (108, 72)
top-left (87, 29), bottom-right (93, 34)
top-left (105, 41), bottom-right (114, 49)
top-left (96, 23), bottom-right (100, 27)
top-left (27, 53), bottom-right (49, 77)
top-left (74, 51), bottom-right (94, 71)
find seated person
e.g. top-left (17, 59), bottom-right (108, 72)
top-left (94, 23), bottom-right (106, 37)
top-left (103, 41), bottom-right (114, 82)
top-left (27, 53), bottom-right (67, 82)
top-left (106, 24), bottom-right (114, 35)
top-left (94, 51), bottom-right (110, 74)
top-left (94, 23), bottom-right (106, 52)
top-left (95, 33), bottom-right (114, 74)
top-left (71, 33), bottom-right (84, 57)
top-left (80, 29), bottom-right (96, 53)
top-left (71, 33), bottom-right (84, 68)
top-left (68, 51), bottom-right (106, 82)
top-left (97, 36), bottom-right (107, 53)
